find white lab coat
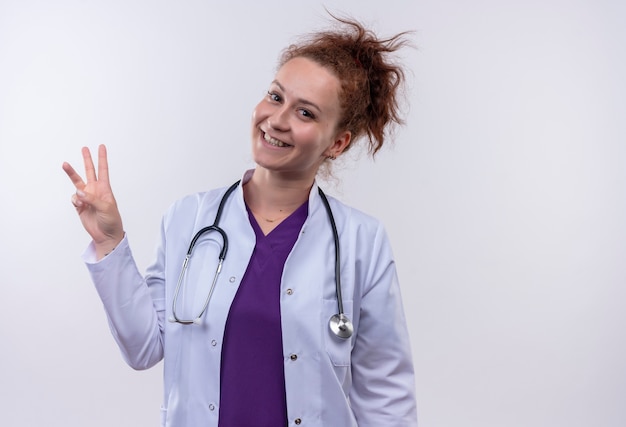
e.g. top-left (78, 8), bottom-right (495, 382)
top-left (84, 170), bottom-right (417, 427)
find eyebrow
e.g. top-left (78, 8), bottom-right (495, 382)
top-left (272, 80), bottom-right (323, 113)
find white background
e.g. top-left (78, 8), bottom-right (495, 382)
top-left (1, 1), bottom-right (625, 426)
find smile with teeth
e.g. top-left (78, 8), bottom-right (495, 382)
top-left (263, 132), bottom-right (291, 147)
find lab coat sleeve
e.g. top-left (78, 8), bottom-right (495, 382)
top-left (349, 223), bottom-right (418, 427)
top-left (84, 231), bottom-right (165, 370)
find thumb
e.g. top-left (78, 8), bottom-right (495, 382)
top-left (75, 189), bottom-right (111, 212)
top-left (76, 189), bottom-right (94, 206)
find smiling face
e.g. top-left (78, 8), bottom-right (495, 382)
top-left (250, 57), bottom-right (351, 182)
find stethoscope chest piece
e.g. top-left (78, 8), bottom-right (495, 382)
top-left (329, 313), bottom-right (353, 339)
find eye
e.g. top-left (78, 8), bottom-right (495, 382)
top-left (298, 108), bottom-right (316, 119)
top-left (267, 91), bottom-right (282, 103)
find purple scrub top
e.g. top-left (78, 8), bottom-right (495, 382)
top-left (218, 201), bottom-right (308, 426)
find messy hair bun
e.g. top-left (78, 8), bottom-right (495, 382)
top-left (279, 14), bottom-right (412, 156)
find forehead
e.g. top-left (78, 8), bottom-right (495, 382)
top-left (274, 57), bottom-right (341, 112)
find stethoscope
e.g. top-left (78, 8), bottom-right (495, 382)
top-left (168, 180), bottom-right (354, 339)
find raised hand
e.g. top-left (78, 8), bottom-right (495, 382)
top-left (62, 144), bottom-right (124, 259)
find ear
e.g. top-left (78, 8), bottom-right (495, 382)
top-left (327, 130), bottom-right (352, 158)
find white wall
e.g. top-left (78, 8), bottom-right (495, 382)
top-left (1, 1), bottom-right (624, 426)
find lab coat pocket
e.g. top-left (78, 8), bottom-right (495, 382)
top-left (323, 299), bottom-right (353, 367)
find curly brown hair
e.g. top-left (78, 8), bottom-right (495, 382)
top-left (279, 14), bottom-right (412, 156)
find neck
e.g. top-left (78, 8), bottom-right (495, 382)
top-left (244, 167), bottom-right (313, 215)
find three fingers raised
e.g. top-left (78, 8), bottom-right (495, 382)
top-left (62, 144), bottom-right (110, 190)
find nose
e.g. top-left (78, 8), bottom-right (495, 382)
top-left (267, 106), bottom-right (289, 132)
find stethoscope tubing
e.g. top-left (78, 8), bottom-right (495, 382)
top-left (170, 181), bottom-right (239, 325)
top-left (317, 188), bottom-right (344, 315)
top-left (170, 180), bottom-right (353, 338)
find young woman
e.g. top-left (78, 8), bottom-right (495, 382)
top-left (63, 16), bottom-right (417, 427)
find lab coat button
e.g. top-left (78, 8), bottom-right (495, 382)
top-left (290, 354), bottom-right (298, 361)
top-left (295, 418), bottom-right (302, 425)
top-left (209, 403), bottom-right (215, 411)
top-left (286, 288), bottom-right (293, 295)
top-left (229, 276), bottom-right (236, 283)
top-left (211, 340), bottom-right (217, 347)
